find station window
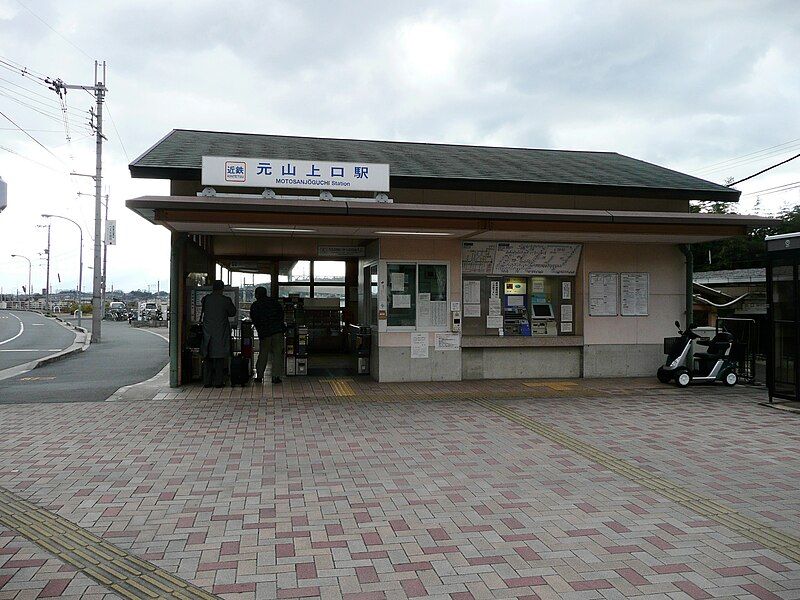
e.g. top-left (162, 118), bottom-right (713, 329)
top-left (279, 260), bottom-right (311, 282)
top-left (386, 262), bottom-right (449, 330)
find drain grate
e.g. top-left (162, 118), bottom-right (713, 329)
top-left (474, 398), bottom-right (800, 564)
top-left (0, 487), bottom-right (220, 600)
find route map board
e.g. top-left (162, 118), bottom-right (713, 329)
top-left (462, 242), bottom-right (582, 276)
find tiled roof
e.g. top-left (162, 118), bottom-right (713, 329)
top-left (129, 129), bottom-right (739, 201)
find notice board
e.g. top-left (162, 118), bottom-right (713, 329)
top-left (620, 272), bottom-right (649, 316)
top-left (462, 241), bottom-right (581, 275)
top-left (588, 272), bottom-right (618, 316)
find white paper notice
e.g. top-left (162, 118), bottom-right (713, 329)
top-left (560, 304), bottom-right (573, 321)
top-left (418, 292), bottom-right (431, 326)
top-left (620, 272), bottom-right (649, 316)
top-left (490, 280), bottom-right (500, 299)
top-left (588, 272), bottom-right (619, 316)
top-left (411, 333), bottom-right (429, 358)
top-left (530, 278), bottom-right (545, 293)
top-left (488, 298), bottom-right (502, 317)
top-left (393, 294), bottom-right (411, 308)
top-left (560, 321), bottom-right (574, 333)
top-left (431, 301), bottom-right (448, 328)
top-left (434, 333), bottom-right (460, 351)
top-left (463, 280), bottom-right (481, 304)
top-left (450, 301), bottom-right (461, 312)
top-left (487, 315), bottom-right (503, 329)
top-left (464, 304), bottom-right (481, 318)
top-left (562, 281), bottom-right (572, 300)
top-left (507, 295), bottom-right (524, 307)
top-left (390, 272), bottom-right (405, 292)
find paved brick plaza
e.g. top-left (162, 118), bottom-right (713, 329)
top-left (1, 380), bottom-right (798, 599)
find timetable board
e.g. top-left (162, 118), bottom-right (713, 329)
top-left (190, 287), bottom-right (240, 323)
top-left (462, 241), bottom-right (582, 276)
top-left (588, 272), bottom-right (619, 316)
top-left (620, 272), bottom-right (649, 316)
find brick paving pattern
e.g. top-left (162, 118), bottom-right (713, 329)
top-left (0, 379), bottom-right (798, 599)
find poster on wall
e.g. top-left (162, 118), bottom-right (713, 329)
top-left (434, 333), bottom-right (460, 351)
top-left (411, 333), bottom-right (429, 358)
top-left (462, 241), bottom-right (582, 275)
top-left (620, 272), bottom-right (649, 316)
top-left (588, 272), bottom-right (619, 316)
top-left (464, 304), bottom-right (481, 318)
top-left (463, 280), bottom-right (481, 304)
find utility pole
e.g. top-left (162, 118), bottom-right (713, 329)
top-left (10, 255), bottom-right (31, 309)
top-left (102, 193), bottom-right (109, 318)
top-left (49, 61), bottom-right (106, 341)
top-left (37, 223), bottom-right (52, 312)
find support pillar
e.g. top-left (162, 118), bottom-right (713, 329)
top-left (169, 232), bottom-right (186, 388)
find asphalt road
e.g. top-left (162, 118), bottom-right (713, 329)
top-left (0, 310), bottom-right (77, 371)
top-left (0, 318), bottom-right (168, 404)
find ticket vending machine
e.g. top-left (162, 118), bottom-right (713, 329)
top-left (285, 325), bottom-right (309, 376)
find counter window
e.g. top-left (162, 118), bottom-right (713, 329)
top-left (387, 263), bottom-right (416, 327)
top-left (386, 262), bottom-right (449, 330)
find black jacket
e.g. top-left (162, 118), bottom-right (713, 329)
top-left (250, 297), bottom-right (285, 337)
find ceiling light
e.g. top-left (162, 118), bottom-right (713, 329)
top-left (229, 227), bottom-right (316, 233)
top-left (374, 231), bottom-right (451, 236)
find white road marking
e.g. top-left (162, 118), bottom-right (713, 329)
top-left (32, 323), bottom-right (45, 326)
top-left (0, 349), bottom-right (64, 352)
top-left (134, 328), bottom-right (169, 342)
top-left (0, 313), bottom-right (24, 346)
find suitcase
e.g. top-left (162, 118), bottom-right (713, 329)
top-left (230, 354), bottom-right (251, 387)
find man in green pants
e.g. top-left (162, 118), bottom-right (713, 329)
top-left (250, 286), bottom-right (285, 384)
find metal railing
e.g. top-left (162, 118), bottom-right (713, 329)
top-left (716, 317), bottom-right (759, 384)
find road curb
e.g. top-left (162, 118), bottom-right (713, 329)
top-left (0, 314), bottom-right (90, 383)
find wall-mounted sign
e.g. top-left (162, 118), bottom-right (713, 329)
top-left (202, 156), bottom-right (390, 192)
top-left (588, 272), bottom-right (619, 316)
top-left (318, 245), bottom-right (365, 258)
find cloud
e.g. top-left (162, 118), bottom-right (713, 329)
top-left (1, 0), bottom-right (798, 292)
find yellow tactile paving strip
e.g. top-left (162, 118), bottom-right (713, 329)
top-left (327, 378), bottom-right (356, 397)
top-left (474, 397), bottom-right (800, 564)
top-left (0, 487), bottom-right (221, 600)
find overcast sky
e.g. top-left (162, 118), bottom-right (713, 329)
top-left (1, 0), bottom-right (799, 294)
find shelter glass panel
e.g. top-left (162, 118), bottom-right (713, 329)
top-left (279, 260), bottom-right (311, 282)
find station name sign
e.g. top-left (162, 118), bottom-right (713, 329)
top-left (202, 156), bottom-right (390, 192)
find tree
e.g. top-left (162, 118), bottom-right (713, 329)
top-left (692, 204), bottom-right (800, 272)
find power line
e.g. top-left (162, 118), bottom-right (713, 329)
top-left (728, 152), bottom-right (800, 187)
top-left (104, 101), bottom-right (129, 162)
top-left (0, 91), bottom-right (92, 132)
top-left (0, 86), bottom-right (90, 122)
top-left (0, 108), bottom-right (68, 166)
top-left (14, 1), bottom-right (93, 61)
top-left (0, 58), bottom-right (50, 86)
top-left (741, 180), bottom-right (800, 196)
top-left (0, 144), bottom-right (63, 172)
top-left (696, 142), bottom-right (800, 177)
top-left (695, 137), bottom-right (800, 173)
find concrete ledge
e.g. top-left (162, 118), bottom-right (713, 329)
top-left (462, 335), bottom-right (583, 348)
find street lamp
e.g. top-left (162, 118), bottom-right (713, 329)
top-left (10, 254), bottom-right (31, 308)
top-left (41, 214), bottom-right (83, 328)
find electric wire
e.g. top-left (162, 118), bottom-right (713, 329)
top-left (696, 143), bottom-right (800, 178)
top-left (728, 152), bottom-right (800, 187)
top-left (0, 85), bottom-right (91, 125)
top-left (0, 144), bottom-right (63, 172)
top-left (0, 58), bottom-right (50, 86)
top-left (103, 101), bottom-right (129, 162)
top-left (14, 1), bottom-right (94, 61)
top-left (741, 180), bottom-right (800, 196)
top-left (695, 137), bottom-right (800, 173)
top-left (0, 92), bottom-right (93, 135)
top-left (0, 108), bottom-right (68, 166)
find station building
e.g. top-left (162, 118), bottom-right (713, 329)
top-left (126, 129), bottom-right (775, 387)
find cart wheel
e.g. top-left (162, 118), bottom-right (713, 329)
top-left (675, 368), bottom-right (691, 388)
top-left (657, 367), bottom-right (671, 384)
top-left (723, 371), bottom-right (738, 386)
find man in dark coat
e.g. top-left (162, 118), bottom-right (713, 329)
top-left (249, 286), bottom-right (285, 384)
top-left (200, 280), bottom-right (236, 387)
